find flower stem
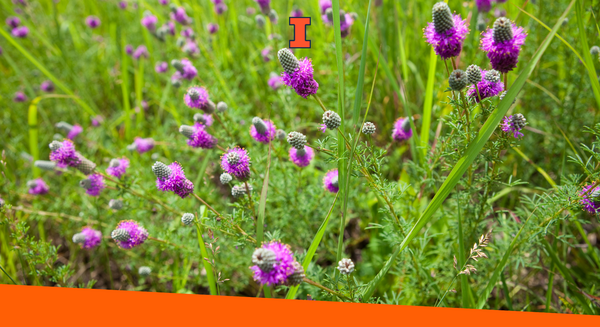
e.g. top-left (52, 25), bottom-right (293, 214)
top-left (303, 277), bottom-right (354, 302)
top-left (194, 221), bottom-right (218, 295)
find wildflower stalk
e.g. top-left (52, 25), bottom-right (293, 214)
top-left (194, 220), bottom-right (218, 295)
top-left (0, 263), bottom-right (17, 285)
top-left (302, 277), bottom-right (354, 302)
top-left (243, 182), bottom-right (256, 218)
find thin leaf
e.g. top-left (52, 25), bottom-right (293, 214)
top-left (575, 0), bottom-right (600, 111)
top-left (195, 207), bottom-right (218, 296)
top-left (420, 48), bottom-right (438, 158)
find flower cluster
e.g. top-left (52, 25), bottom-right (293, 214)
top-left (27, 178), bottom-right (49, 195)
top-left (111, 220), bottom-right (149, 249)
top-left (323, 169), bottom-right (339, 193)
top-left (481, 17), bottom-right (527, 73)
top-left (221, 147), bottom-right (251, 181)
top-left (152, 161), bottom-right (194, 199)
top-left (423, 2), bottom-right (469, 60)
top-left (580, 184), bottom-right (600, 214)
top-left (277, 48), bottom-right (319, 98)
top-left (72, 228), bottom-right (102, 249)
top-left (250, 241), bottom-right (304, 286)
top-left (179, 123), bottom-right (218, 149)
top-left (106, 157), bottom-right (130, 179)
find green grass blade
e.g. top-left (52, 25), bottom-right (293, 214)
top-left (28, 99), bottom-right (40, 178)
top-left (575, 0), bottom-right (600, 113)
top-left (0, 28), bottom-right (96, 116)
top-left (457, 195), bottom-right (474, 308)
top-left (285, 192), bottom-right (339, 300)
top-left (351, 0), bottom-right (373, 128)
top-left (256, 139), bottom-right (272, 245)
top-left (195, 207), bottom-right (218, 296)
top-left (361, 1), bottom-right (574, 300)
top-left (420, 48), bottom-right (437, 159)
top-left (120, 34), bottom-right (132, 140)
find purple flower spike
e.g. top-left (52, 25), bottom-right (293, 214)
top-left (175, 59), bottom-right (198, 80)
top-left (423, 3), bottom-right (468, 60)
top-left (580, 184), bottom-right (600, 215)
top-left (91, 115), bottom-right (103, 127)
top-left (159, 0), bottom-right (169, 5)
top-left (250, 241), bottom-right (296, 286)
top-left (155, 61), bottom-right (168, 73)
top-left (152, 161), bottom-right (194, 198)
top-left (141, 15), bottom-right (158, 32)
top-left (82, 174), bottom-right (105, 196)
top-left (221, 147), bottom-right (251, 181)
top-left (250, 117), bottom-right (277, 144)
top-left (262, 46), bottom-right (272, 62)
top-left (11, 26), bottom-right (28, 38)
top-left (323, 169), bottom-right (339, 193)
top-left (466, 69), bottom-right (504, 102)
top-left (67, 124), bottom-right (83, 140)
top-left (118, 1), bottom-right (127, 9)
top-left (319, 0), bottom-right (332, 14)
top-left (28, 178), bottom-right (49, 195)
top-left (180, 123), bottom-right (218, 149)
top-left (111, 220), bottom-right (149, 249)
top-left (214, 3), bottom-right (227, 14)
top-left (133, 45), bottom-right (149, 60)
top-left (40, 80), bottom-right (54, 93)
top-left (74, 227), bottom-right (102, 249)
top-left (131, 137), bottom-right (155, 153)
top-left (165, 21), bottom-right (176, 35)
top-left (340, 12), bottom-right (355, 38)
top-left (125, 44), bottom-right (133, 55)
top-left (107, 157), bottom-right (130, 179)
top-left (14, 91), bottom-right (27, 102)
top-left (289, 146), bottom-right (314, 168)
top-left (481, 17), bottom-right (527, 73)
top-left (6, 16), bottom-right (21, 28)
top-left (392, 117), bottom-right (413, 142)
top-left (278, 49), bottom-right (319, 98)
top-left (85, 16), bottom-right (101, 29)
top-left (184, 86), bottom-right (210, 110)
top-left (268, 73), bottom-right (283, 90)
top-left (501, 114), bottom-right (527, 139)
top-left (476, 0), bottom-right (492, 12)
top-left (49, 139), bottom-right (82, 167)
top-left (207, 23), bottom-right (219, 34)
top-left (255, 0), bottom-right (271, 15)
top-left (171, 7), bottom-right (191, 25)
top-left (291, 9), bottom-right (303, 17)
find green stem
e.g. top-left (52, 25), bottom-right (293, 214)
top-left (194, 220), bottom-right (218, 296)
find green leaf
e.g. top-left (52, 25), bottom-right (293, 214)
top-left (420, 48), bottom-right (437, 158)
top-left (195, 206), bottom-right (218, 296)
top-left (361, 0), bottom-right (575, 301)
top-left (575, 0), bottom-right (600, 113)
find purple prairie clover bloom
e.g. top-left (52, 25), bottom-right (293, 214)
top-left (133, 137), bottom-right (155, 153)
top-left (183, 123), bottom-right (218, 149)
top-left (580, 184), bottom-right (600, 214)
top-left (339, 12), bottom-right (355, 38)
top-left (466, 70), bottom-right (504, 102)
top-left (250, 241), bottom-right (296, 286)
top-left (214, 3), bottom-right (227, 14)
top-left (182, 41), bottom-right (199, 56)
top-left (14, 91), bottom-right (27, 102)
top-left (67, 124), bottom-right (83, 140)
top-left (392, 117), bottom-right (413, 142)
top-left (84, 174), bottom-right (105, 196)
top-left (268, 73), bottom-right (283, 90)
top-left (181, 28), bottom-right (194, 39)
top-left (280, 57), bottom-right (319, 98)
top-left (261, 46), bottom-right (271, 62)
top-left (184, 86), bottom-right (210, 110)
top-left (141, 15), bottom-right (158, 32)
top-left (85, 16), bottom-right (101, 29)
top-left (249, 118), bottom-right (277, 144)
top-left (481, 19), bottom-right (527, 73)
top-left (221, 147), bottom-right (251, 180)
top-left (11, 26), bottom-right (28, 38)
top-left (476, 0), bottom-right (492, 12)
top-left (194, 113), bottom-right (214, 126)
top-left (165, 21), bottom-right (176, 35)
top-left (180, 59), bottom-right (197, 79)
top-left (323, 169), bottom-right (339, 193)
top-left (154, 162), bottom-right (195, 198)
top-left (125, 44), bottom-right (133, 55)
top-left (207, 23), bottom-right (219, 34)
top-left (255, 0), bottom-right (271, 15)
top-left (319, 0), bottom-right (332, 14)
top-left (501, 114), bottom-right (526, 138)
top-left (112, 220), bottom-right (149, 249)
top-left (171, 7), bottom-right (191, 25)
top-left (289, 146), bottom-right (314, 168)
top-left (424, 14), bottom-right (468, 60)
top-left (133, 45), bottom-right (149, 59)
top-left (75, 228), bottom-right (102, 249)
top-left (159, 0), bottom-right (169, 5)
top-left (40, 80), bottom-right (54, 93)
top-left (49, 139), bottom-right (81, 167)
top-left (155, 61), bottom-right (168, 73)
top-left (291, 9), bottom-right (303, 17)
top-left (91, 115), bottom-right (103, 126)
top-left (106, 157), bottom-right (130, 179)
top-left (6, 16), bottom-right (20, 28)
top-left (320, 124), bottom-right (327, 133)
top-left (28, 178), bottom-right (49, 195)
top-left (118, 1), bottom-right (127, 9)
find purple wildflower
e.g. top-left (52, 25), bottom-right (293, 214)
top-left (118, 1), bottom-right (127, 9)
top-left (423, 3), bottom-right (468, 60)
top-left (40, 80), bottom-right (54, 93)
top-left (133, 45), bottom-right (149, 60)
top-left (207, 23), bottom-right (219, 34)
top-left (291, 9), bottom-right (303, 17)
top-left (278, 49), bottom-right (319, 98)
top-left (6, 16), bottom-right (21, 28)
top-left (155, 61), bottom-right (168, 73)
top-left (214, 3), bottom-right (227, 14)
top-left (180, 59), bottom-right (198, 79)
top-left (255, 0), bottom-right (271, 15)
top-left (141, 14), bottom-right (158, 32)
top-left (180, 123), bottom-right (218, 149)
top-left (159, 0), bottom-right (169, 5)
top-left (481, 18), bottom-right (527, 73)
top-left (261, 46), bottom-right (272, 62)
top-left (476, 0), bottom-right (492, 12)
top-left (323, 169), bottom-right (339, 193)
top-left (171, 7), bottom-right (191, 25)
top-left (91, 115), bottom-right (103, 127)
top-left (289, 146), bottom-right (314, 168)
top-left (27, 178), bottom-right (49, 195)
top-left (221, 147), bottom-right (251, 181)
top-left (83, 174), bottom-right (105, 196)
top-left (67, 124), bottom-right (83, 140)
top-left (74, 227), bottom-right (102, 249)
top-left (184, 86), bottom-right (210, 110)
top-left (181, 28), bottom-right (194, 39)
top-left (125, 44), bottom-right (133, 55)
top-left (466, 69), bottom-right (504, 102)
top-left (107, 157), bottom-right (130, 179)
top-left (319, 0), bottom-right (332, 14)
top-left (392, 117), bottom-right (413, 142)
top-left (112, 220), bottom-right (149, 249)
top-left (194, 113), bottom-right (214, 126)
top-left (249, 118), bottom-right (277, 144)
top-left (49, 139), bottom-right (81, 167)
top-left (500, 113), bottom-right (526, 138)
top-left (250, 241), bottom-right (296, 286)
top-left (14, 91), bottom-right (27, 102)
top-left (268, 73), bottom-right (283, 90)
top-left (85, 16), bottom-right (101, 29)
top-left (165, 21), bottom-right (176, 35)
top-left (182, 41), bottom-right (200, 56)
top-left (11, 26), bottom-right (28, 38)
top-left (580, 184), bottom-right (600, 215)
top-left (153, 161), bottom-right (194, 198)
top-left (339, 12), bottom-right (355, 38)
top-left (132, 137), bottom-right (155, 153)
